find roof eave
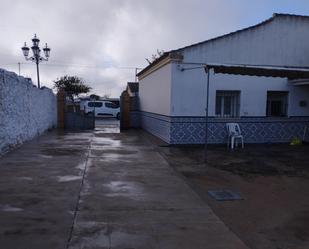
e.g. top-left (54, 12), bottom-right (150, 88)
top-left (137, 52), bottom-right (183, 80)
top-left (206, 63), bottom-right (309, 79)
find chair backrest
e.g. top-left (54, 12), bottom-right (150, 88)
top-left (226, 123), bottom-right (241, 136)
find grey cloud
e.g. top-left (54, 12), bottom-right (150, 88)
top-left (1, 0), bottom-right (296, 97)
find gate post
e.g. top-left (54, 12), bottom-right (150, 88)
top-left (57, 88), bottom-right (65, 129)
top-left (120, 90), bottom-right (130, 130)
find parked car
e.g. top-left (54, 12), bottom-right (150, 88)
top-left (81, 101), bottom-right (120, 119)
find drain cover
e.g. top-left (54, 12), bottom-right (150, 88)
top-left (208, 190), bottom-right (243, 201)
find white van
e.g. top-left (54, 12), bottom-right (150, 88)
top-left (81, 101), bottom-right (120, 119)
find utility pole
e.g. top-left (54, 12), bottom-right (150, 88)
top-left (134, 67), bottom-right (143, 82)
top-left (118, 66), bottom-right (142, 82)
top-left (204, 66), bottom-right (211, 163)
top-left (135, 68), bottom-right (138, 82)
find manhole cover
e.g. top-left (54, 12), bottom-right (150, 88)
top-left (208, 190), bottom-right (243, 201)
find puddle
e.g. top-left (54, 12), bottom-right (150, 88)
top-left (103, 181), bottom-right (143, 198)
top-left (94, 149), bottom-right (137, 155)
top-left (40, 147), bottom-right (85, 156)
top-left (95, 127), bottom-right (120, 133)
top-left (76, 162), bottom-right (86, 171)
top-left (0, 204), bottom-right (23, 212)
top-left (71, 222), bottom-right (150, 248)
top-left (94, 157), bottom-right (134, 163)
top-left (68, 210), bottom-right (75, 216)
top-left (90, 150), bottom-right (138, 159)
top-left (81, 180), bottom-right (91, 195)
top-left (57, 175), bottom-right (82, 182)
top-left (38, 154), bottom-right (54, 159)
top-left (18, 177), bottom-right (33, 181)
top-left (92, 137), bottom-right (121, 148)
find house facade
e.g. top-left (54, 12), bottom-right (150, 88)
top-left (137, 14), bottom-right (309, 144)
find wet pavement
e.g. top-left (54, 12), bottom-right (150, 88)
top-left (0, 121), bottom-right (248, 249)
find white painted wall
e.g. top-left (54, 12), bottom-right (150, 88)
top-left (171, 63), bottom-right (207, 116)
top-left (288, 84), bottom-right (309, 116)
top-left (0, 69), bottom-right (57, 154)
top-left (139, 63), bottom-right (172, 115)
top-left (171, 15), bottom-right (309, 117)
top-left (172, 66), bottom-right (309, 117)
top-left (182, 16), bottom-right (309, 67)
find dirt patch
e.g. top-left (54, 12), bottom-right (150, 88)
top-left (161, 144), bottom-right (309, 178)
top-left (159, 144), bottom-right (309, 249)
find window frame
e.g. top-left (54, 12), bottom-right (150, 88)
top-left (266, 91), bottom-right (289, 117)
top-left (105, 102), bottom-right (118, 109)
top-left (215, 90), bottom-right (240, 118)
top-left (88, 101), bottom-right (103, 108)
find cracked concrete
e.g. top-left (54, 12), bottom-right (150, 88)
top-left (0, 120), bottom-right (248, 249)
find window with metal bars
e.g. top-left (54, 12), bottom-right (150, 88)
top-left (215, 91), bottom-right (240, 118)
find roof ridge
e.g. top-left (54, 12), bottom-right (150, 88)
top-left (273, 13), bottom-right (309, 18)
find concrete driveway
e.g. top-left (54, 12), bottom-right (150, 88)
top-left (0, 124), bottom-right (248, 249)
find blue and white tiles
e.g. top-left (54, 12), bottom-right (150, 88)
top-left (135, 111), bottom-right (309, 144)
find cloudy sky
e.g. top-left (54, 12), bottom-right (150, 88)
top-left (1, 0), bottom-right (309, 97)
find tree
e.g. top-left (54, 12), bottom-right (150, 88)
top-left (54, 75), bottom-right (91, 103)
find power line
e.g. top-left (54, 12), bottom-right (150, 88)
top-left (15, 62), bottom-right (143, 71)
top-left (1, 62), bottom-right (142, 83)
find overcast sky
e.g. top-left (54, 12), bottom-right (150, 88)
top-left (1, 0), bottom-right (309, 97)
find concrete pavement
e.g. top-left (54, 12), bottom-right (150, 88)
top-left (0, 122), bottom-right (248, 249)
top-left (0, 131), bottom-right (92, 249)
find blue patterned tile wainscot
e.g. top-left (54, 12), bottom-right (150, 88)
top-left (130, 111), bottom-right (140, 128)
top-left (140, 112), bottom-right (171, 143)
top-left (138, 112), bottom-right (309, 144)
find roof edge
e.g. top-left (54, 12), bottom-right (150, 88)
top-left (172, 13), bottom-right (309, 53)
top-left (206, 62), bottom-right (309, 79)
top-left (137, 13), bottom-right (309, 80)
top-left (137, 52), bottom-right (183, 80)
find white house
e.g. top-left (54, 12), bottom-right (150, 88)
top-left (137, 13), bottom-right (309, 144)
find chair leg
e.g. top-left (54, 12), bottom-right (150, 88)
top-left (231, 137), bottom-right (234, 149)
top-left (241, 138), bottom-right (244, 148)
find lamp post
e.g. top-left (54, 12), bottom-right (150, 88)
top-left (21, 34), bottom-right (50, 88)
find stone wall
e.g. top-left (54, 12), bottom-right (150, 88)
top-left (0, 69), bottom-right (57, 154)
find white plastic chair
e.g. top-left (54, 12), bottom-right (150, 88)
top-left (226, 123), bottom-right (244, 149)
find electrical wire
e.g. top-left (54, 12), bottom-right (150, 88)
top-left (6, 62), bottom-right (143, 70)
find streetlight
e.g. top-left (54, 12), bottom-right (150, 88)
top-left (21, 34), bottom-right (51, 88)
